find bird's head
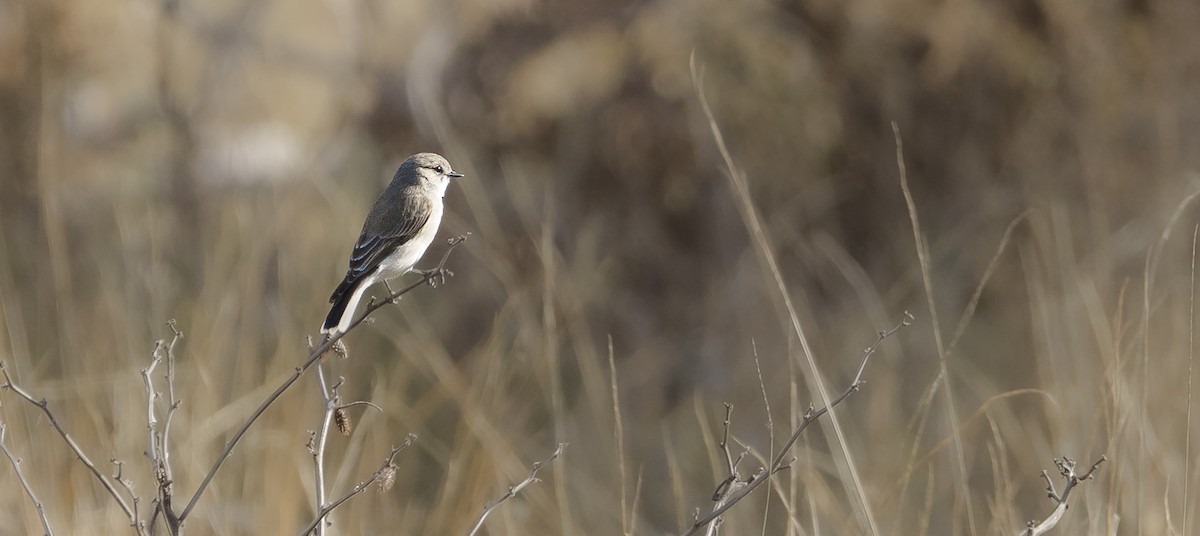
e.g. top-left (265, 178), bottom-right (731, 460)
top-left (399, 152), bottom-right (463, 195)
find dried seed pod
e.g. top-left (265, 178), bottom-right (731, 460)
top-left (377, 465), bottom-right (397, 493)
top-left (334, 408), bottom-right (352, 436)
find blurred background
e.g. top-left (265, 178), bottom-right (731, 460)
top-left (2, 0), bottom-right (1200, 534)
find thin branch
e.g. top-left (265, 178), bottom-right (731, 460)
top-left (336, 400), bottom-right (384, 413)
top-left (299, 435), bottom-right (417, 536)
top-left (0, 362), bottom-right (138, 524)
top-left (161, 320), bottom-right (183, 491)
top-left (179, 235), bottom-right (467, 522)
top-left (707, 403), bottom-right (750, 536)
top-left (109, 460), bottom-right (143, 535)
top-left (1020, 456), bottom-right (1106, 536)
top-left (468, 443), bottom-right (568, 536)
top-left (0, 422), bottom-right (54, 535)
top-left (141, 323), bottom-right (183, 535)
top-left (309, 363), bottom-right (339, 536)
top-left (683, 313), bottom-right (912, 536)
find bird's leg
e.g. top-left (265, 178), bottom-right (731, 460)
top-left (382, 279), bottom-right (404, 304)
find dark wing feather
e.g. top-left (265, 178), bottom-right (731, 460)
top-left (328, 193), bottom-right (433, 304)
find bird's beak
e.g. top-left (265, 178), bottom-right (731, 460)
top-left (447, 171), bottom-right (465, 178)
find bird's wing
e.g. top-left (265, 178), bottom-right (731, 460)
top-left (329, 194), bottom-right (432, 303)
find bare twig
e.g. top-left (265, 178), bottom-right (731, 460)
top-left (0, 362), bottom-right (138, 525)
top-left (179, 235), bottom-right (466, 522)
top-left (468, 443), bottom-right (568, 536)
top-left (142, 321), bottom-right (183, 534)
top-left (683, 313), bottom-right (912, 536)
top-left (109, 460), bottom-right (143, 534)
top-left (309, 363), bottom-right (340, 536)
top-left (161, 320), bottom-right (183, 491)
top-left (1020, 456), bottom-right (1106, 536)
top-left (299, 434), bottom-right (417, 536)
top-left (0, 422), bottom-right (54, 535)
top-left (706, 403), bottom-right (751, 536)
top-left (336, 400), bottom-right (384, 414)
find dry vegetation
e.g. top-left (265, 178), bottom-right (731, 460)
top-left (2, 0), bottom-right (1199, 534)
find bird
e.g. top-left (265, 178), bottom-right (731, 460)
top-left (322, 152), bottom-right (463, 335)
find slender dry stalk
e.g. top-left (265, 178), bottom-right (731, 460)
top-left (663, 428), bottom-right (687, 532)
top-left (884, 388), bottom-right (1057, 507)
top-left (948, 210), bottom-right (1030, 352)
top-left (917, 466), bottom-right (935, 536)
top-left (540, 189), bottom-right (576, 536)
top-left (467, 443), bottom-right (568, 536)
top-left (892, 122), bottom-right (977, 536)
top-left (752, 343), bottom-right (775, 536)
top-left (630, 467), bottom-right (644, 536)
top-left (1138, 190), bottom-right (1200, 536)
top-left (1186, 224), bottom-right (1197, 536)
top-left (0, 422), bottom-right (54, 536)
top-left (894, 371), bottom-right (942, 526)
top-left (609, 336), bottom-right (629, 535)
top-left (896, 206), bottom-right (1025, 527)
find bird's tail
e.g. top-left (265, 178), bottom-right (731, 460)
top-left (322, 275), bottom-right (369, 335)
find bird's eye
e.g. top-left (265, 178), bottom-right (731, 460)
top-left (435, 165), bottom-right (445, 174)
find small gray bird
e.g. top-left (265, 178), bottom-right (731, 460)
top-left (322, 152), bottom-right (463, 335)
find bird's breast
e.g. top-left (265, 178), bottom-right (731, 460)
top-left (376, 201), bottom-right (443, 279)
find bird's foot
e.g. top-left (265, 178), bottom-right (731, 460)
top-left (417, 266), bottom-right (453, 288)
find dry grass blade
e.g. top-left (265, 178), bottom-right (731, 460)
top-left (1139, 190), bottom-right (1200, 533)
top-left (892, 122), bottom-right (977, 536)
top-left (882, 387), bottom-right (1058, 506)
top-left (1186, 223), bottom-right (1197, 536)
top-left (609, 336), bottom-right (629, 535)
top-left (691, 52), bottom-right (881, 536)
top-left (948, 210), bottom-right (1030, 352)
